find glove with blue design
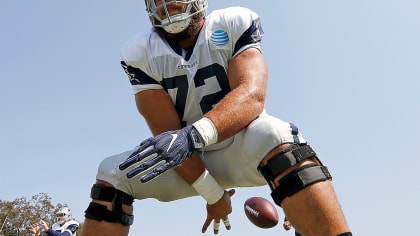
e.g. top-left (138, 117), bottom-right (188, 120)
top-left (119, 125), bottom-right (205, 183)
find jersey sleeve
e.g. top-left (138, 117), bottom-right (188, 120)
top-left (120, 32), bottom-right (163, 95)
top-left (216, 7), bottom-right (264, 57)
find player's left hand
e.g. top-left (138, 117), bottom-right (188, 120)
top-left (202, 189), bottom-right (235, 235)
top-left (28, 223), bottom-right (40, 234)
top-left (119, 125), bottom-right (205, 183)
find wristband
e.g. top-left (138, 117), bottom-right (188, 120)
top-left (192, 169), bottom-right (224, 205)
top-left (192, 117), bottom-right (218, 147)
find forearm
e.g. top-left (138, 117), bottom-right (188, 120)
top-left (174, 152), bottom-right (206, 184)
top-left (135, 88), bottom-right (222, 199)
top-left (199, 48), bottom-right (267, 142)
top-left (205, 84), bottom-right (265, 141)
top-left (192, 83), bottom-right (265, 146)
top-left (175, 153), bottom-right (224, 205)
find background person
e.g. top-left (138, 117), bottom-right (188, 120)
top-left (284, 216), bottom-right (301, 236)
top-left (29, 207), bottom-right (79, 236)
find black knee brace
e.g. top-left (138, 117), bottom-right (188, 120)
top-left (84, 184), bottom-right (135, 225)
top-left (258, 144), bottom-right (332, 206)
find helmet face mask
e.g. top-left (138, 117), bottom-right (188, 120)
top-left (145, 0), bottom-right (207, 34)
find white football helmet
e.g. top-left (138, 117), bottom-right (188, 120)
top-left (56, 207), bottom-right (72, 224)
top-left (144, 0), bottom-right (208, 34)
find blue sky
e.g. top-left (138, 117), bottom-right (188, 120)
top-left (1, 1), bottom-right (419, 235)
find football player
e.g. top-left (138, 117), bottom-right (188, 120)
top-left (30, 207), bottom-right (79, 236)
top-left (82, 1), bottom-right (352, 235)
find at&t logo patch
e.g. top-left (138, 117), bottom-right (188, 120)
top-left (210, 29), bottom-right (229, 47)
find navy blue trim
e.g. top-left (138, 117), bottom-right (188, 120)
top-left (233, 17), bottom-right (264, 56)
top-left (121, 61), bottom-right (160, 86)
top-left (290, 123), bottom-right (300, 144)
top-left (168, 40), bottom-right (183, 56)
top-left (168, 40), bottom-right (194, 61)
top-left (184, 48), bottom-right (194, 61)
top-left (45, 223), bottom-right (78, 236)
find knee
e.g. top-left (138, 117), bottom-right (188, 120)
top-left (96, 151), bottom-right (133, 185)
top-left (85, 183), bottom-right (135, 226)
top-left (258, 144), bottom-right (332, 206)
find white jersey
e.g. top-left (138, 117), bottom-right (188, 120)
top-left (48, 220), bottom-right (79, 236)
top-left (120, 7), bottom-right (264, 126)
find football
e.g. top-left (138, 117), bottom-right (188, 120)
top-left (244, 197), bottom-right (279, 228)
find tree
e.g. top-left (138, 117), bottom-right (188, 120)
top-left (0, 193), bottom-right (82, 236)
